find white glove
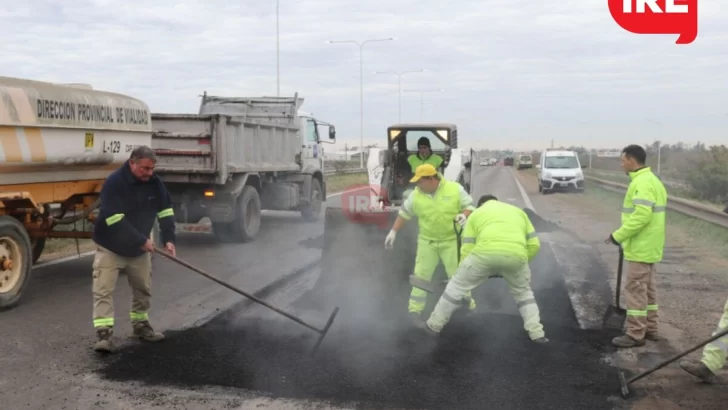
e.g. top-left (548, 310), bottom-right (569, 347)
top-left (384, 230), bottom-right (397, 249)
top-left (455, 213), bottom-right (467, 227)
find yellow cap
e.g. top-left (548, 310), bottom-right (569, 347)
top-left (410, 164), bottom-right (438, 183)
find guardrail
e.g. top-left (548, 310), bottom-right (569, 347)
top-left (323, 168), bottom-right (366, 176)
top-left (586, 169), bottom-right (687, 189)
top-left (586, 176), bottom-right (728, 229)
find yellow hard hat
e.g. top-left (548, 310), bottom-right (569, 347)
top-left (410, 164), bottom-right (438, 183)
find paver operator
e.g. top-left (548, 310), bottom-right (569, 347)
top-left (91, 146), bottom-right (177, 353)
top-left (422, 195), bottom-right (549, 343)
top-left (407, 137), bottom-right (443, 173)
top-left (384, 164), bottom-right (477, 324)
top-left (679, 294), bottom-right (728, 383)
top-left (605, 144), bottom-right (667, 348)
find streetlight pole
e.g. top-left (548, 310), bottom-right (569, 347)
top-left (646, 118), bottom-right (662, 174)
top-left (276, 0), bottom-right (280, 96)
top-left (403, 89), bottom-right (444, 122)
top-left (373, 69), bottom-right (426, 123)
top-left (327, 37), bottom-right (395, 168)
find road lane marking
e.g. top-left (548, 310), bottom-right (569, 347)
top-left (33, 251), bottom-right (95, 269)
top-left (510, 167), bottom-right (535, 210)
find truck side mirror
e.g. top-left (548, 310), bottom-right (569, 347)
top-left (464, 161), bottom-right (472, 169)
top-left (581, 164), bottom-right (587, 169)
top-left (328, 126), bottom-right (336, 140)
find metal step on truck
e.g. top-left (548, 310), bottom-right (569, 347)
top-left (150, 92), bottom-right (336, 243)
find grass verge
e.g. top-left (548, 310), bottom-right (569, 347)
top-left (585, 169), bottom-right (723, 210)
top-left (325, 172), bottom-right (368, 194)
top-left (585, 183), bottom-right (728, 254)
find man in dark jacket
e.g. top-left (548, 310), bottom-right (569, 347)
top-left (91, 146), bottom-right (176, 353)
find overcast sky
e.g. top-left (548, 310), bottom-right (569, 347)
top-left (2, 1), bottom-right (726, 151)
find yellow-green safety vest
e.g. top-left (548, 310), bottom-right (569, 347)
top-left (612, 166), bottom-right (667, 263)
top-left (410, 179), bottom-right (462, 241)
top-left (408, 153), bottom-right (443, 173)
top-left (460, 200), bottom-right (540, 263)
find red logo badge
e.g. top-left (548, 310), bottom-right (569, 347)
top-left (608, 0), bottom-right (698, 44)
top-left (340, 184), bottom-right (392, 228)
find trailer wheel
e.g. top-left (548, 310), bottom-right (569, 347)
top-left (301, 178), bottom-right (323, 222)
top-left (0, 216), bottom-right (32, 310)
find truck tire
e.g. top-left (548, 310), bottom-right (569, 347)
top-left (213, 185), bottom-right (262, 243)
top-left (0, 216), bottom-right (33, 310)
top-left (301, 178), bottom-right (323, 222)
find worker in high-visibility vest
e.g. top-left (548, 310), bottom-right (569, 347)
top-left (605, 144), bottom-right (667, 348)
top-left (680, 295), bottom-right (728, 383)
top-left (422, 194), bottom-right (549, 343)
top-left (384, 164), bottom-right (476, 324)
top-left (407, 137), bottom-right (443, 173)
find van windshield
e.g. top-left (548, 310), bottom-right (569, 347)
top-left (544, 155), bottom-right (579, 169)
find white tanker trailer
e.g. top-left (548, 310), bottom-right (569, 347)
top-left (0, 76), bottom-right (152, 309)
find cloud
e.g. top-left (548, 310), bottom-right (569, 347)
top-left (1, 0), bottom-right (726, 151)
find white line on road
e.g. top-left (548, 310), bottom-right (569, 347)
top-left (33, 251), bottom-right (95, 269)
top-left (510, 168), bottom-right (536, 210)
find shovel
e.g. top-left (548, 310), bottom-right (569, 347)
top-left (408, 220), bottom-right (463, 294)
top-left (154, 246), bottom-right (339, 356)
top-left (603, 246), bottom-right (627, 330)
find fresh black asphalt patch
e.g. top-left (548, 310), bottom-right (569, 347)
top-left (97, 243), bottom-right (626, 409)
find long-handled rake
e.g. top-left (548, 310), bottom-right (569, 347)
top-left (155, 246), bottom-right (339, 356)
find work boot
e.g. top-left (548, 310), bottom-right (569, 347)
top-left (645, 331), bottom-right (661, 341)
top-left (612, 334), bottom-right (645, 348)
top-left (94, 327), bottom-right (114, 353)
top-left (680, 360), bottom-right (718, 384)
top-left (423, 321), bottom-right (439, 338)
top-left (129, 320), bottom-right (165, 342)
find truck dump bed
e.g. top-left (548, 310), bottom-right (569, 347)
top-left (151, 94), bottom-right (304, 184)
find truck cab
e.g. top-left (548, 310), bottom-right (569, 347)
top-left (536, 149), bottom-right (585, 194)
top-left (297, 110), bottom-right (336, 172)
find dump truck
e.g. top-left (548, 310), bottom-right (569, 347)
top-left (296, 123), bottom-right (469, 320)
top-left (0, 76), bottom-right (153, 309)
top-left (149, 92), bottom-right (336, 244)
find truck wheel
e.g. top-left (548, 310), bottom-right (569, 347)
top-left (301, 178), bottom-right (323, 222)
top-left (232, 185), bottom-right (262, 242)
top-left (31, 237), bottom-right (45, 265)
top-left (0, 216), bottom-right (32, 310)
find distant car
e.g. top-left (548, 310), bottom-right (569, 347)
top-left (480, 159), bottom-right (489, 166)
top-left (504, 157), bottom-right (514, 166)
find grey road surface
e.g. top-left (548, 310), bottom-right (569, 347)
top-left (0, 168), bottom-right (624, 409)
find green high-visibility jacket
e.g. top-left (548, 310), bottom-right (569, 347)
top-left (408, 153), bottom-right (443, 173)
top-left (398, 177), bottom-right (474, 242)
top-left (612, 166), bottom-right (667, 263)
top-left (461, 200), bottom-right (540, 263)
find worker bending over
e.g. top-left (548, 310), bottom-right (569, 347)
top-left (91, 146), bottom-right (177, 353)
top-left (408, 137), bottom-right (443, 173)
top-left (423, 194), bottom-right (548, 343)
top-left (680, 294), bottom-right (728, 383)
top-left (605, 144), bottom-right (667, 348)
top-left (384, 164), bottom-right (476, 324)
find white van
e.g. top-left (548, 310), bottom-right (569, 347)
top-left (536, 149), bottom-right (585, 194)
top-left (516, 154), bottom-right (533, 170)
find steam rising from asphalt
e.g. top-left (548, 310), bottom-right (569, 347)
top-left (226, 206), bottom-right (572, 387)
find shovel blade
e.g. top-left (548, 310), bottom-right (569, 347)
top-left (409, 275), bottom-right (448, 294)
top-left (602, 305), bottom-right (627, 330)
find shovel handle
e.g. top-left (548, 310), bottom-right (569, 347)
top-left (615, 246), bottom-right (624, 307)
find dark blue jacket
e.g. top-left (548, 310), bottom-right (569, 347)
top-left (93, 161), bottom-right (176, 257)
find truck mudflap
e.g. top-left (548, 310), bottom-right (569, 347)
top-left (294, 206), bottom-right (449, 323)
